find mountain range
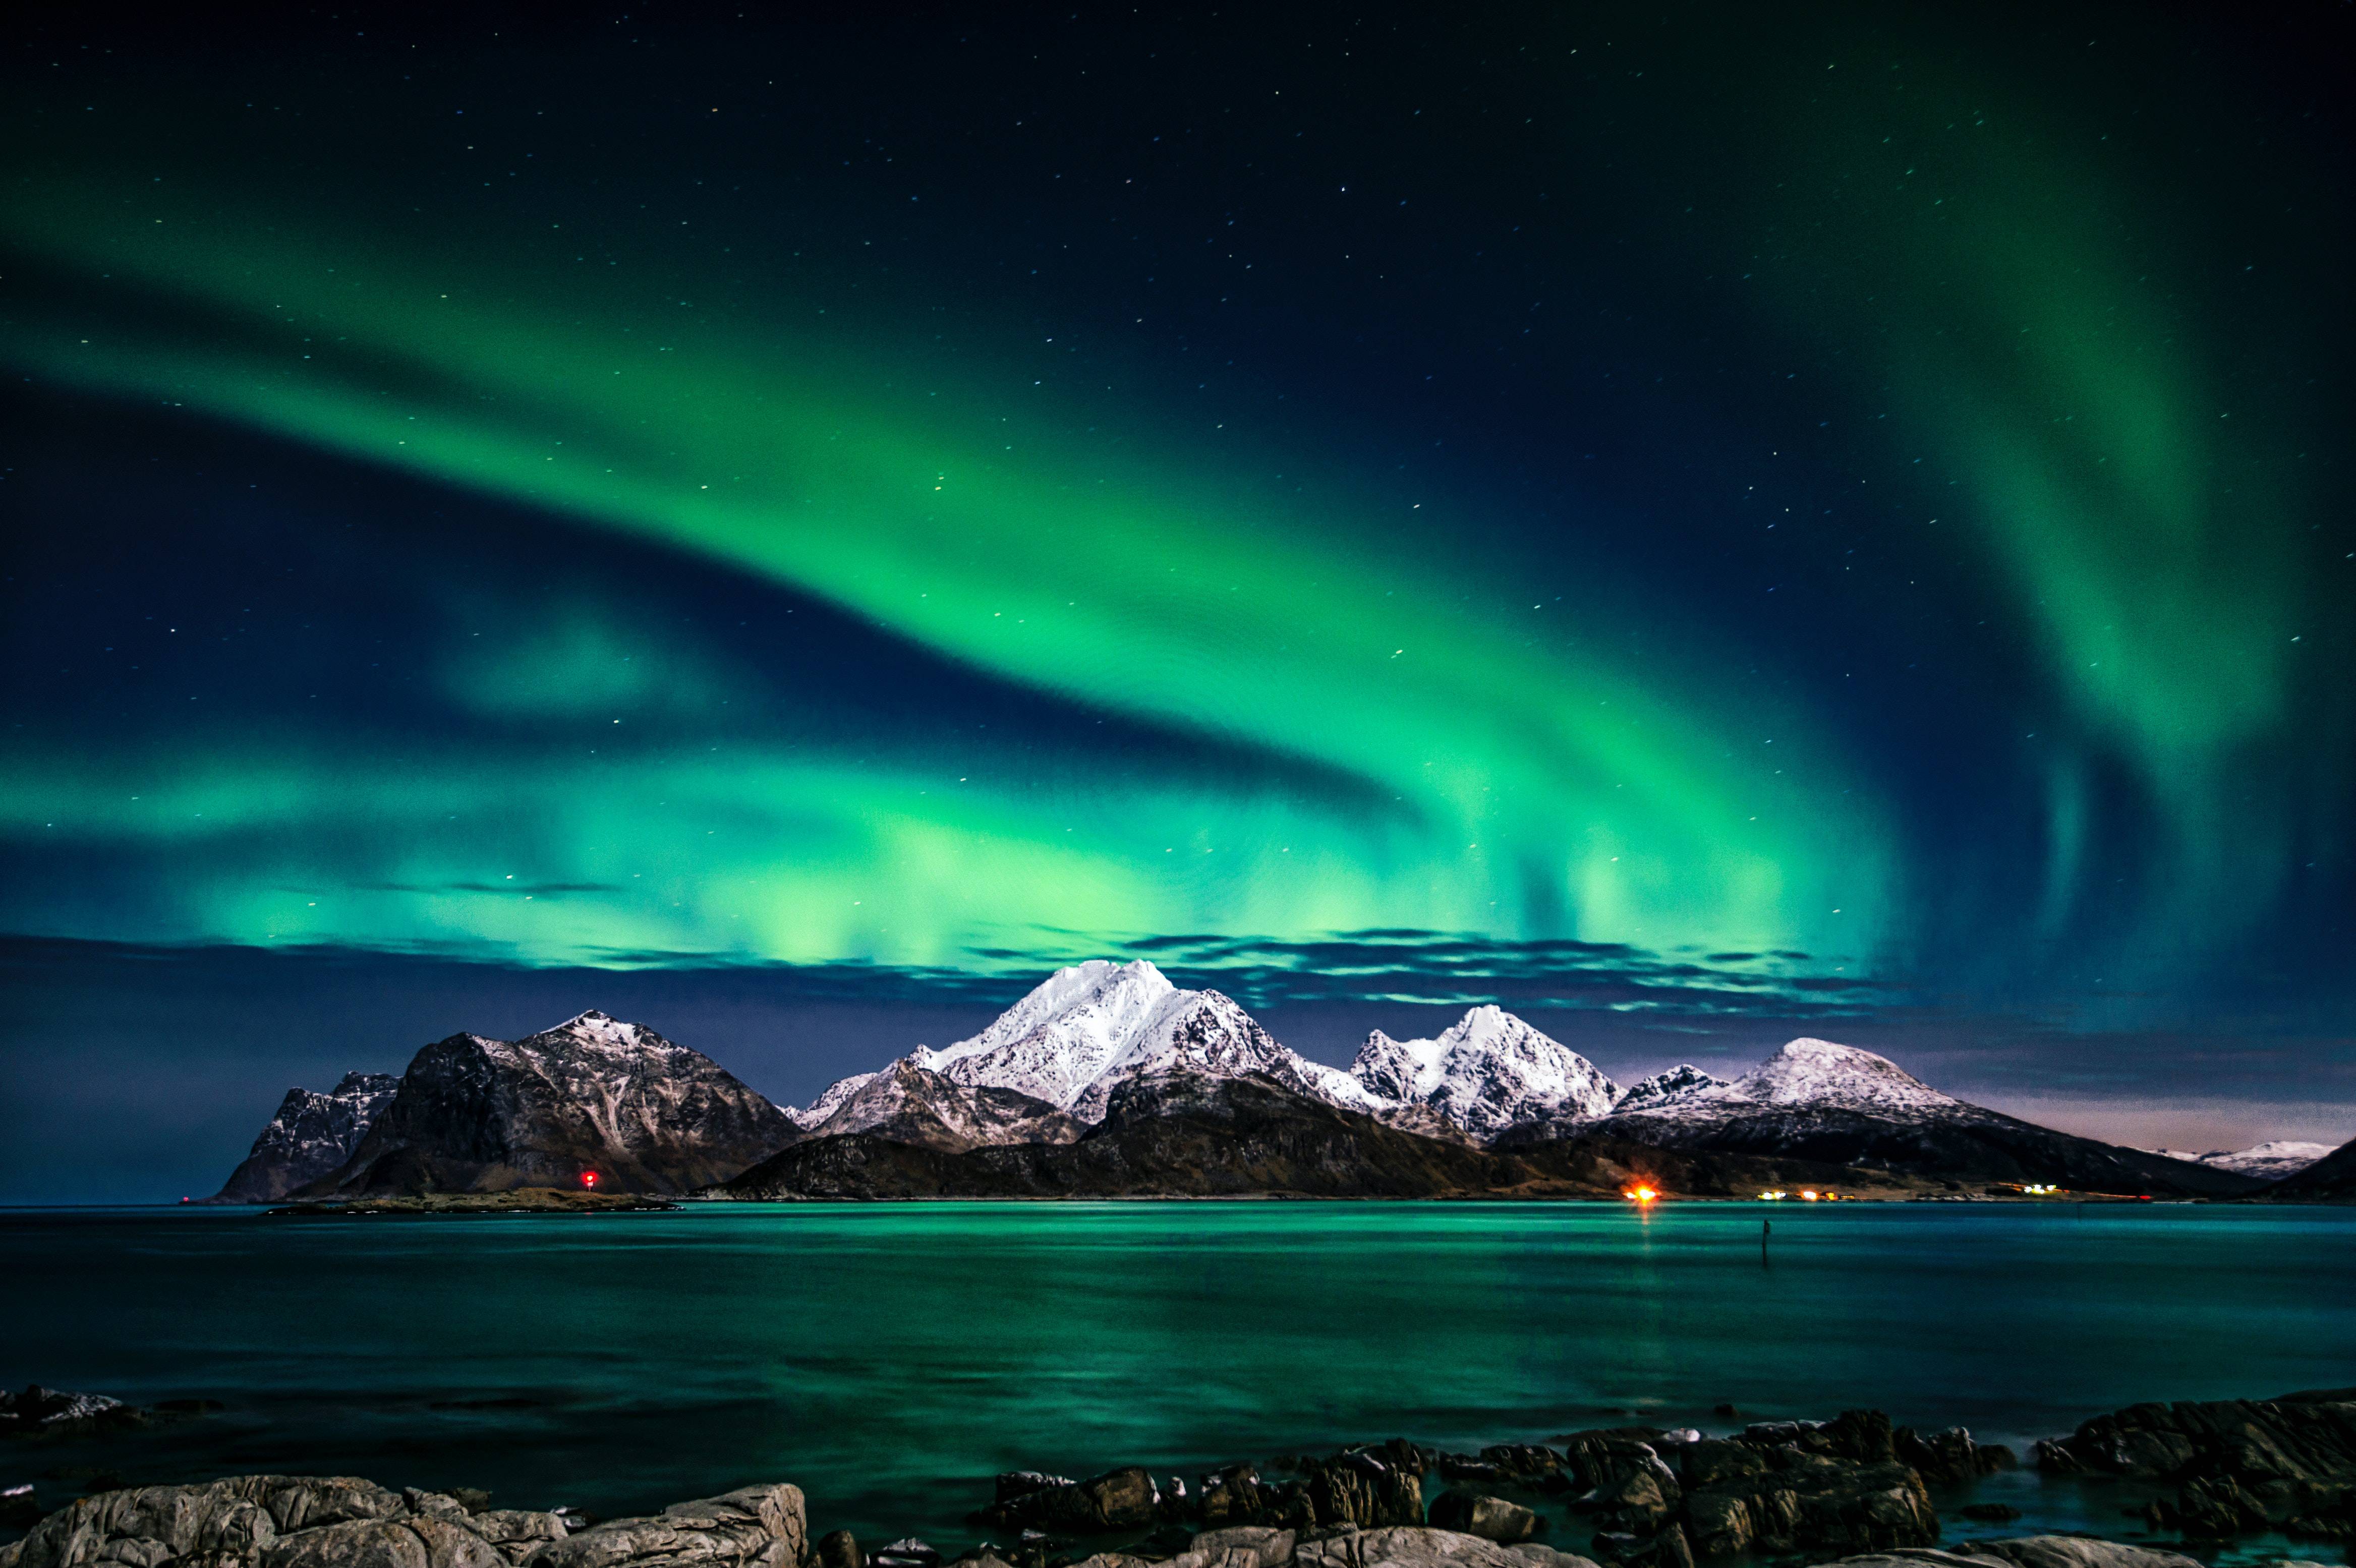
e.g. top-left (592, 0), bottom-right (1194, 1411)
top-left (211, 959), bottom-right (2347, 1204)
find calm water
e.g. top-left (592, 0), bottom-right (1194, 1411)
top-left (5, 1203), bottom-right (2352, 1561)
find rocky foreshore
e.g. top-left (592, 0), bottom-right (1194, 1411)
top-left (5, 1392), bottom-right (2350, 1568)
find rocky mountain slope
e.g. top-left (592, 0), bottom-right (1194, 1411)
top-left (1592, 1039), bottom-right (2262, 1199)
top-left (2249, 1136), bottom-right (2356, 1203)
top-left (1348, 1006), bottom-right (1619, 1138)
top-left (210, 1071), bottom-right (400, 1202)
top-left (1611, 1064), bottom-right (1728, 1114)
top-left (796, 1058), bottom-right (1083, 1152)
top-left (294, 1010), bottom-right (801, 1197)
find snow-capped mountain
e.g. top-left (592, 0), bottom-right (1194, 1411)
top-left (1613, 1037), bottom-right (1968, 1122)
top-left (798, 959), bottom-right (1384, 1126)
top-left (1346, 1006), bottom-right (1619, 1138)
top-left (302, 1010), bottom-right (802, 1197)
top-left (1612, 1064), bottom-right (1728, 1115)
top-left (212, 1070), bottom-right (401, 1202)
top-left (1593, 1035), bottom-right (2264, 1198)
top-left (2189, 1140), bottom-right (2333, 1180)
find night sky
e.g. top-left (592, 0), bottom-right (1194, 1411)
top-left (4, 2), bottom-right (2351, 1201)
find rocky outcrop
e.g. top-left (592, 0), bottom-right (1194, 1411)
top-left (2032, 1390), bottom-right (2356, 1538)
top-left (0, 1385), bottom-right (220, 1441)
top-left (213, 1074), bottom-right (401, 1203)
top-left (977, 1469), bottom-right (1162, 1534)
top-left (2251, 1138), bottom-right (2356, 1204)
top-left (0, 1475), bottom-right (801, 1568)
top-left (301, 1012), bottom-right (801, 1198)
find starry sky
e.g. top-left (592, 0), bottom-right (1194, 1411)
top-left (3, 1), bottom-right (2351, 1199)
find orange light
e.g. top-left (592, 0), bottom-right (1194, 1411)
top-left (1625, 1185), bottom-right (1659, 1203)
top-left (1799, 1188), bottom-right (1819, 1201)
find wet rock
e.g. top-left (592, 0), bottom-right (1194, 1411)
top-left (469, 1514), bottom-right (568, 1565)
top-left (2032, 1393), bottom-right (2356, 1540)
top-left (980, 1470), bottom-right (1159, 1536)
top-left (814, 1531), bottom-right (860, 1568)
top-left (1559, 1440), bottom-right (1679, 1535)
top-left (1892, 1432), bottom-right (2007, 1490)
top-left (1293, 1527), bottom-right (1595, 1568)
top-left (996, 1478), bottom-right (1074, 1506)
top-left (871, 1539), bottom-right (939, 1568)
top-left (1298, 1453), bottom-right (1422, 1530)
top-left (1427, 1497), bottom-right (1540, 1546)
top-left (1586, 1525), bottom-right (1691, 1568)
top-left (530, 1483), bottom-right (806, 1568)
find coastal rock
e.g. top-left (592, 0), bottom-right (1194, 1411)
top-left (2032, 1391), bottom-right (2356, 1537)
top-left (1891, 1430), bottom-right (2010, 1489)
top-left (978, 1469), bottom-right (1160, 1535)
top-left (1297, 1452), bottom-right (1424, 1530)
top-left (1801, 1542), bottom-right (2203, 1568)
top-left (1427, 1496), bottom-right (1541, 1545)
top-left (529, 1483), bottom-right (806, 1568)
top-left (811, 1532), bottom-right (858, 1568)
top-left (0, 1386), bottom-right (133, 1438)
top-left (214, 1074), bottom-right (403, 1204)
top-left (1293, 1527), bottom-right (1596, 1568)
top-left (0, 1475), bottom-right (483, 1568)
top-left (306, 1012), bottom-right (802, 1198)
top-left (1188, 1527), bottom-right (1296, 1568)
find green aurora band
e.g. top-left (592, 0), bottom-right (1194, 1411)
top-left (0, 186), bottom-right (1889, 978)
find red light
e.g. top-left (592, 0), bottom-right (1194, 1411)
top-left (582, 1171), bottom-right (600, 1189)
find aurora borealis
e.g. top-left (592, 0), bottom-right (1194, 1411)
top-left (3, 1), bottom-right (2351, 1193)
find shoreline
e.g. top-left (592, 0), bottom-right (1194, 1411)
top-left (7, 1391), bottom-right (2349, 1568)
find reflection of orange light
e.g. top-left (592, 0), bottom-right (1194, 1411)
top-left (582, 1171), bottom-right (600, 1189)
top-left (1625, 1185), bottom-right (1659, 1203)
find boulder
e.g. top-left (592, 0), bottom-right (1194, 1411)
top-left (527, 1484), bottom-right (806, 1568)
top-left (813, 1533), bottom-right (859, 1568)
top-left (1427, 1496), bottom-right (1541, 1545)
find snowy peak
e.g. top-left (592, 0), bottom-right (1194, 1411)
top-left (909, 959), bottom-right (1185, 1111)
top-left (1723, 1037), bottom-right (1962, 1114)
top-left (793, 959), bottom-right (1386, 1125)
top-left (1613, 1064), bottom-right (1728, 1114)
top-left (2196, 1141), bottom-right (2333, 1180)
top-left (1604, 1036), bottom-right (1971, 1126)
top-left (1346, 1005), bottom-right (1618, 1138)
